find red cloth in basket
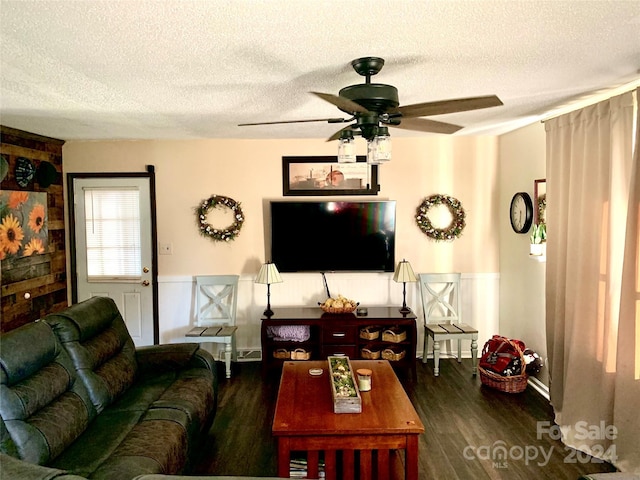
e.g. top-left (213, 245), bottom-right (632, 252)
top-left (479, 335), bottom-right (525, 377)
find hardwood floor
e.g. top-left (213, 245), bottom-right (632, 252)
top-left (191, 359), bottom-right (617, 479)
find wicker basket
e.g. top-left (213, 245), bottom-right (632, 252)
top-left (382, 327), bottom-right (406, 343)
top-left (320, 303), bottom-right (358, 314)
top-left (273, 348), bottom-right (290, 360)
top-left (478, 338), bottom-right (529, 393)
top-left (290, 348), bottom-right (311, 360)
top-left (381, 346), bottom-right (406, 361)
top-left (360, 346), bottom-right (381, 359)
top-left (359, 326), bottom-right (381, 340)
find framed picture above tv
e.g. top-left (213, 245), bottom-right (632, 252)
top-left (282, 156), bottom-right (380, 196)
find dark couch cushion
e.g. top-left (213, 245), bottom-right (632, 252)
top-left (0, 452), bottom-right (88, 480)
top-left (50, 377), bottom-right (212, 478)
top-left (151, 368), bottom-right (215, 434)
top-left (45, 297), bottom-right (138, 413)
top-left (0, 321), bottom-right (96, 465)
top-left (91, 417), bottom-right (188, 479)
top-left (53, 408), bottom-right (192, 480)
top-left (136, 345), bottom-right (217, 427)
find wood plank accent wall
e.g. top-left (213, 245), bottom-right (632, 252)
top-left (1, 126), bottom-right (67, 332)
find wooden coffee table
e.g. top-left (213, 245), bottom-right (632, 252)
top-left (272, 360), bottom-right (424, 480)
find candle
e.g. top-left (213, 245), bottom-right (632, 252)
top-left (356, 368), bottom-right (372, 391)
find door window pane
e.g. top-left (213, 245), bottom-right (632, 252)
top-left (84, 187), bottom-right (141, 280)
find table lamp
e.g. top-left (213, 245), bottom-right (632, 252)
top-left (393, 259), bottom-right (417, 314)
top-left (255, 262), bottom-right (283, 317)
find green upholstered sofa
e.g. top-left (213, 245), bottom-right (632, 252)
top-left (0, 296), bottom-right (220, 480)
top-left (0, 453), bottom-right (286, 480)
top-left (0, 453), bottom-right (285, 479)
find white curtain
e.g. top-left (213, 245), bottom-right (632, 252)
top-left (545, 89), bottom-right (639, 473)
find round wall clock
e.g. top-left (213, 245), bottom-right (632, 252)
top-left (510, 192), bottom-right (533, 233)
top-left (15, 157), bottom-right (36, 188)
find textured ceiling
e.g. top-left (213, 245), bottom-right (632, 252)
top-left (1, 0), bottom-right (639, 141)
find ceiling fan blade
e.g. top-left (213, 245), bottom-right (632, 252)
top-left (393, 117), bottom-right (463, 135)
top-left (310, 91), bottom-right (371, 115)
top-left (398, 95), bottom-right (503, 118)
top-left (238, 117), bottom-right (346, 126)
top-left (327, 125), bottom-right (356, 142)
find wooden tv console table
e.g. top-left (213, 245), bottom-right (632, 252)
top-left (260, 306), bottom-right (417, 376)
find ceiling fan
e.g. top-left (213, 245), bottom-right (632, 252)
top-left (238, 56), bottom-right (503, 141)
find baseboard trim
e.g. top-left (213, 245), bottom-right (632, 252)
top-left (527, 376), bottom-right (550, 401)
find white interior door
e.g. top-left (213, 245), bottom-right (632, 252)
top-left (73, 177), bottom-right (155, 346)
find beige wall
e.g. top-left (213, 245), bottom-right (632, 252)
top-left (63, 135), bottom-right (504, 359)
top-left (498, 122), bottom-right (548, 385)
top-left (63, 136), bottom-right (500, 276)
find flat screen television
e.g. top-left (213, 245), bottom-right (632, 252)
top-left (270, 200), bottom-right (396, 273)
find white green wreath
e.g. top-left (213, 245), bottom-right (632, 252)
top-left (196, 194), bottom-right (244, 242)
top-left (415, 194), bottom-right (466, 241)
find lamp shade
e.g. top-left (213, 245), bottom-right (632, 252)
top-left (393, 259), bottom-right (417, 283)
top-left (255, 262), bottom-right (283, 285)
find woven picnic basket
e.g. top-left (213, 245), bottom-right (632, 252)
top-left (478, 337), bottom-right (529, 393)
top-left (381, 346), bottom-right (406, 361)
top-left (382, 327), bottom-right (406, 343)
top-left (273, 348), bottom-right (290, 360)
top-left (359, 326), bottom-right (381, 340)
top-left (290, 348), bottom-right (311, 360)
top-left (360, 346), bottom-right (381, 359)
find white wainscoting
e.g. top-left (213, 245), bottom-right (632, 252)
top-left (157, 272), bottom-right (499, 360)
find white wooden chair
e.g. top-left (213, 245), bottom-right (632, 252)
top-left (186, 275), bottom-right (239, 379)
top-left (418, 273), bottom-right (478, 376)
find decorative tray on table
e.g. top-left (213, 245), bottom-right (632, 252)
top-left (327, 356), bottom-right (361, 413)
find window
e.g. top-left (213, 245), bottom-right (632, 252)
top-left (84, 187), bottom-right (141, 281)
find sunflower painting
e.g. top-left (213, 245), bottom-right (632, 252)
top-left (0, 190), bottom-right (48, 262)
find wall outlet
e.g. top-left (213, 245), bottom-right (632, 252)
top-left (159, 242), bottom-right (173, 255)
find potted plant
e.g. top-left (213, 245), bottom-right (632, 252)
top-left (530, 223), bottom-right (546, 256)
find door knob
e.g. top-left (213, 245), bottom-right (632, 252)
top-left (142, 280), bottom-right (150, 286)
top-left (143, 267), bottom-right (149, 273)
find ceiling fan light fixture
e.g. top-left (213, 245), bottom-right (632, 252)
top-left (366, 138), bottom-right (379, 165)
top-left (240, 57), bottom-right (502, 142)
top-left (374, 126), bottom-right (391, 163)
top-left (363, 125), bottom-right (392, 165)
top-left (337, 129), bottom-right (356, 163)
